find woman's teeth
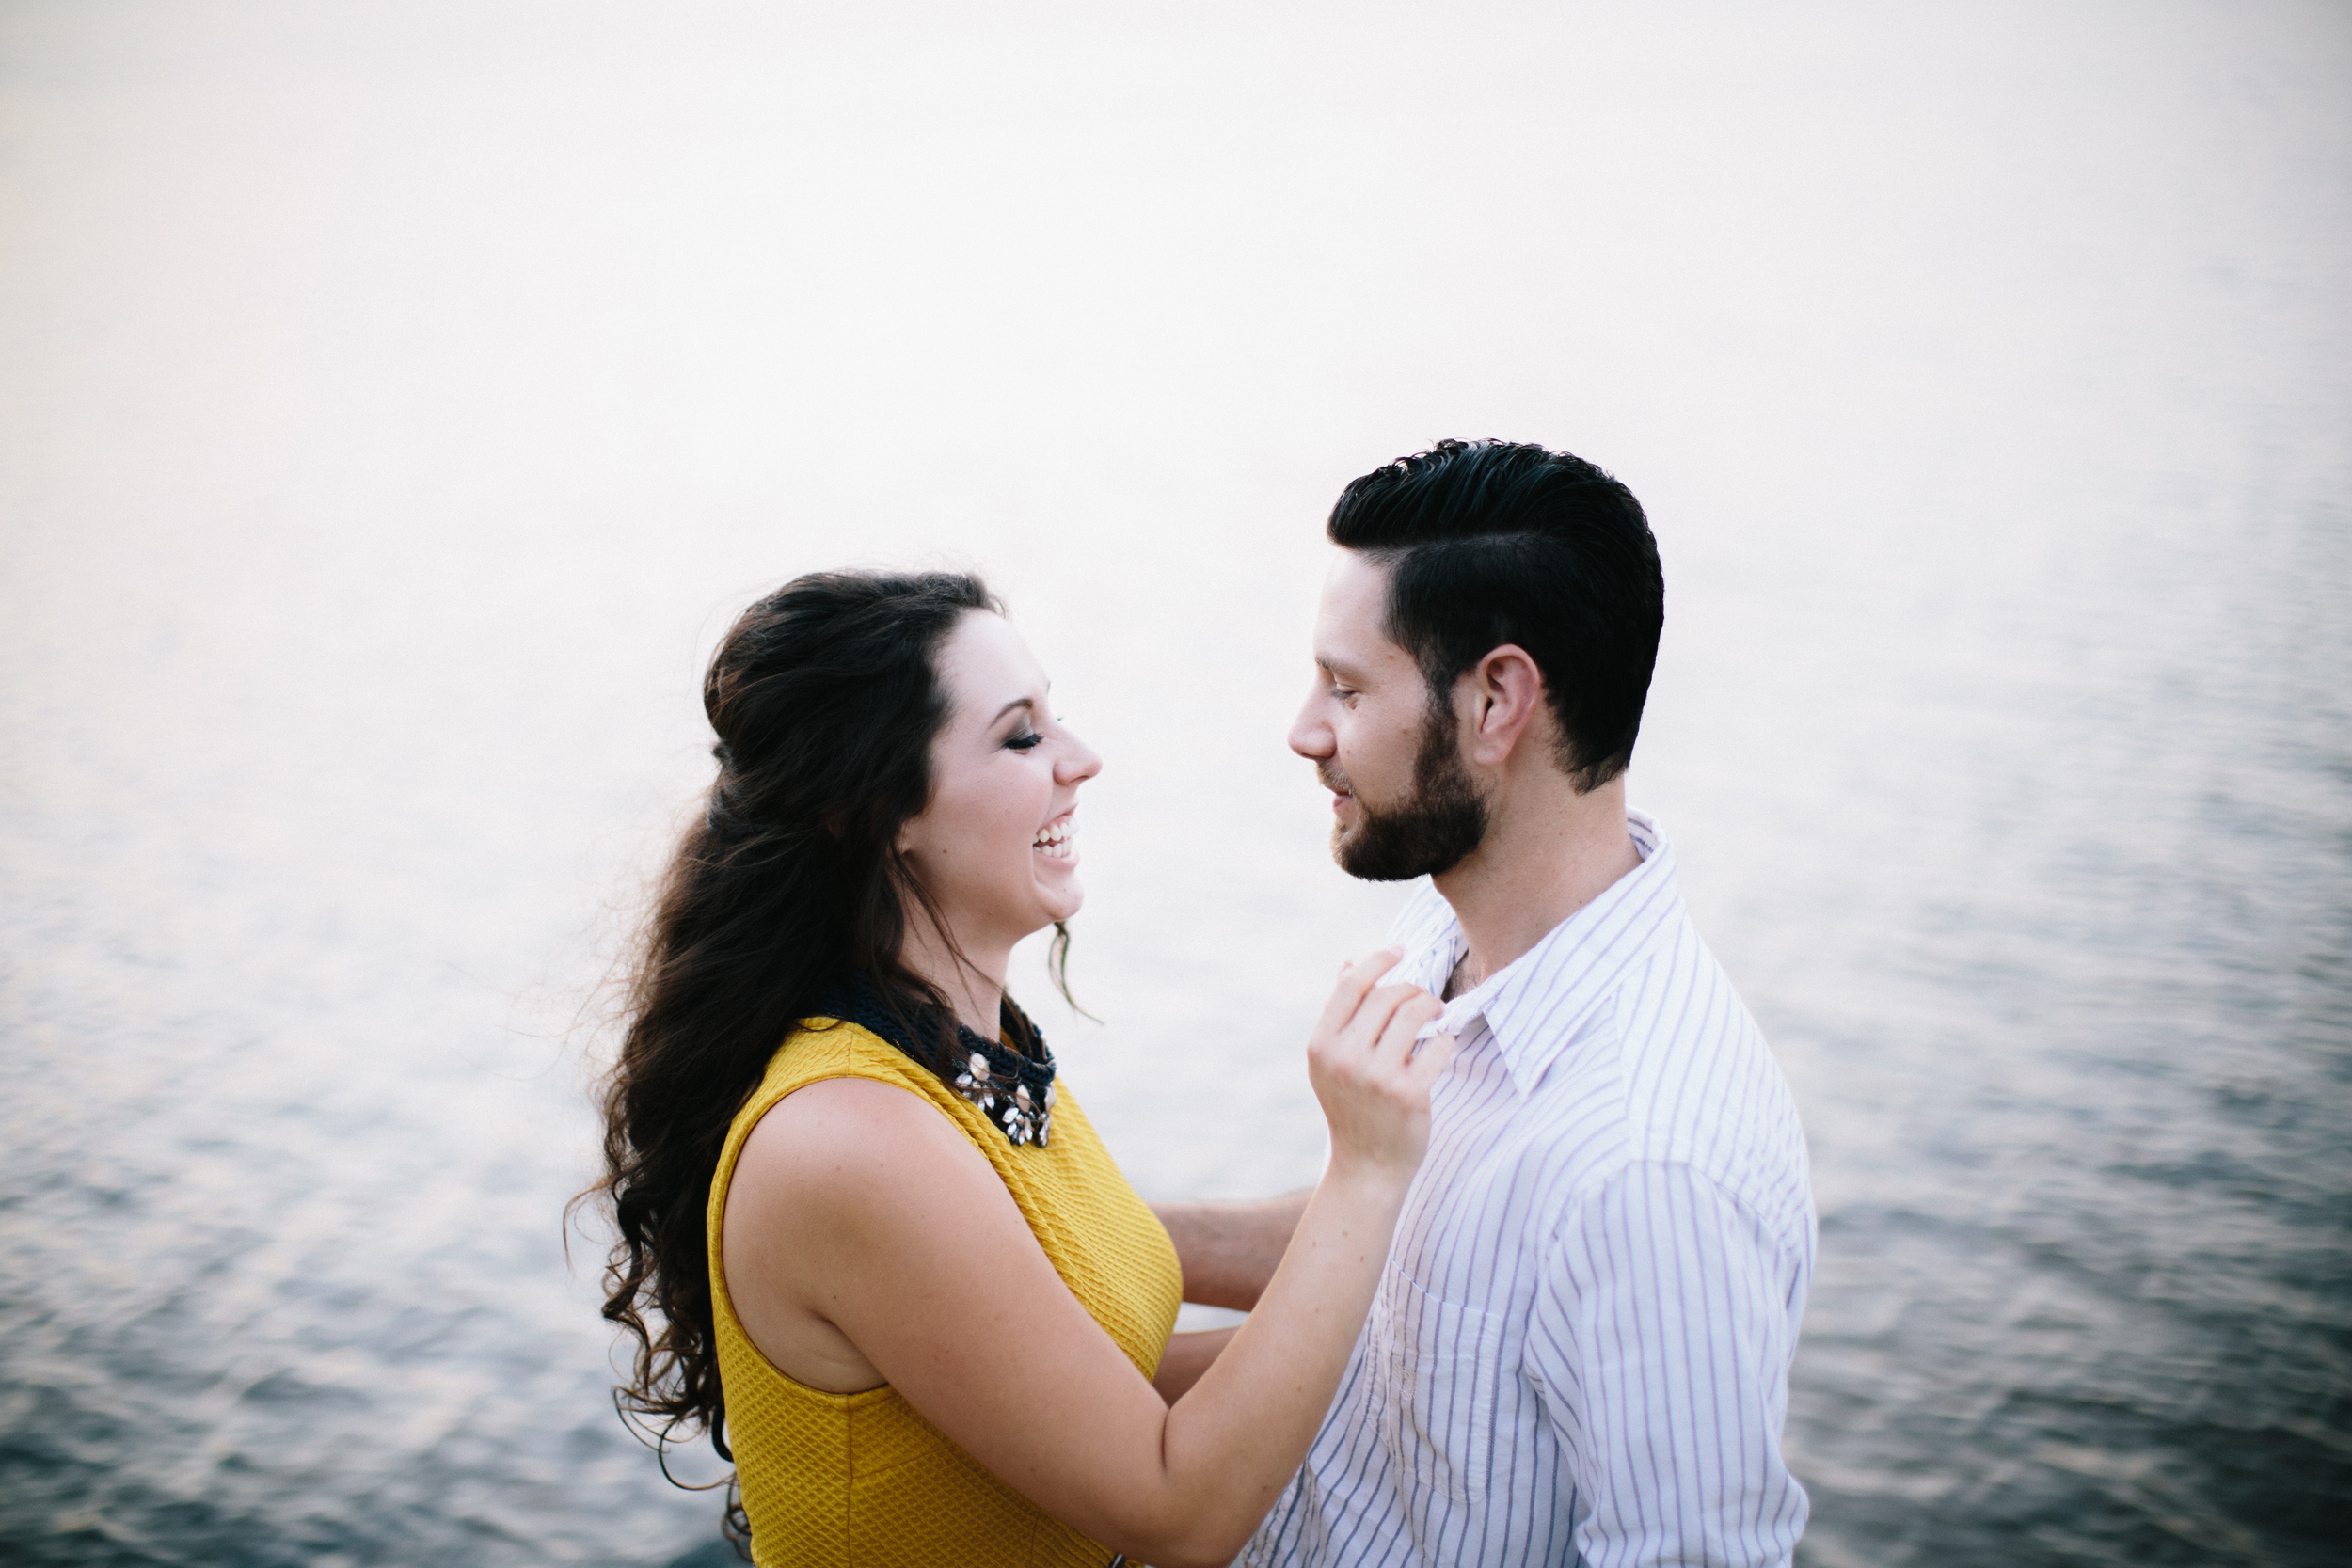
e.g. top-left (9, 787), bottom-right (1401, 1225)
top-left (1031, 820), bottom-right (1075, 859)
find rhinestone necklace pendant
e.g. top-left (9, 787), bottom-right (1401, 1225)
top-left (812, 972), bottom-right (1057, 1150)
top-left (946, 1033), bottom-right (1056, 1148)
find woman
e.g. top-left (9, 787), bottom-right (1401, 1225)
top-left (593, 569), bottom-right (1454, 1568)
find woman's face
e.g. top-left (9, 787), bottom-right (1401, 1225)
top-left (897, 610), bottom-right (1102, 959)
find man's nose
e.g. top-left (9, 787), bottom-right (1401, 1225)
top-left (1288, 697), bottom-right (1334, 760)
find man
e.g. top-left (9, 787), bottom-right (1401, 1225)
top-left (1158, 438), bottom-right (1813, 1566)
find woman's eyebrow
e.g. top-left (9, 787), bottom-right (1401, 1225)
top-left (990, 697), bottom-right (1036, 724)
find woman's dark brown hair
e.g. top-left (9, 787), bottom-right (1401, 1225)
top-left (584, 567), bottom-right (1063, 1523)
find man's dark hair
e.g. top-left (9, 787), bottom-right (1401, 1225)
top-left (1327, 438), bottom-right (1664, 793)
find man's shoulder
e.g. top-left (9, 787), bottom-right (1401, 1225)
top-left (1605, 913), bottom-right (1810, 1227)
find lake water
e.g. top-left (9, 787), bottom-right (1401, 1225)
top-left (2, 3), bottom-right (2346, 1564)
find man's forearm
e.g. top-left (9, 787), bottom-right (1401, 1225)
top-left (1150, 1190), bottom-right (1311, 1310)
top-left (1151, 1327), bottom-right (1239, 1403)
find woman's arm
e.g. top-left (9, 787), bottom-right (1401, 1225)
top-left (723, 954), bottom-right (1449, 1568)
top-left (1148, 1176), bottom-right (1311, 1400)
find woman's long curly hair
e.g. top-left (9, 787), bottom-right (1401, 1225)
top-left (585, 567), bottom-right (1067, 1525)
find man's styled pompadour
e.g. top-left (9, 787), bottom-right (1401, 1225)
top-left (1327, 438), bottom-right (1664, 793)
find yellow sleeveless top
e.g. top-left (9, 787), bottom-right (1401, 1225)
top-left (707, 1017), bottom-right (1184, 1567)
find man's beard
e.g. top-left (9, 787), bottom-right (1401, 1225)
top-left (1326, 703), bottom-right (1488, 882)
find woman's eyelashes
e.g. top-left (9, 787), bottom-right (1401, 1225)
top-left (1001, 704), bottom-right (1064, 752)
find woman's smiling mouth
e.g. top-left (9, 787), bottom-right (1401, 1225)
top-left (1032, 813), bottom-right (1076, 860)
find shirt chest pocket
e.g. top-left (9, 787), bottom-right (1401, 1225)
top-left (1367, 1265), bottom-right (1510, 1505)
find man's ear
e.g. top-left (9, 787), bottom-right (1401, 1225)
top-left (1465, 644), bottom-right (1547, 768)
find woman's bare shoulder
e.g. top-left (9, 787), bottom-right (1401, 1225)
top-left (736, 1074), bottom-right (993, 1206)
top-left (723, 1076), bottom-right (1018, 1395)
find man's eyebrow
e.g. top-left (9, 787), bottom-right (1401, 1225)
top-left (1317, 653), bottom-right (1372, 684)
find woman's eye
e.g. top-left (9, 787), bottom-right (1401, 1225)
top-left (1006, 731), bottom-right (1045, 752)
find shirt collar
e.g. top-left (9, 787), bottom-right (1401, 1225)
top-left (1423, 809), bottom-right (1684, 1097)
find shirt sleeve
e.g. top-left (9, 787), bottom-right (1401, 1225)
top-left (1523, 1161), bottom-right (1809, 1567)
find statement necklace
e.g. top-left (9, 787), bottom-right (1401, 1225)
top-left (809, 973), bottom-right (1057, 1148)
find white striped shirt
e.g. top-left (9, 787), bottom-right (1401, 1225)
top-left (1243, 811), bottom-right (1815, 1567)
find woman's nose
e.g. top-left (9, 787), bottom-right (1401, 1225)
top-left (1056, 735), bottom-right (1103, 784)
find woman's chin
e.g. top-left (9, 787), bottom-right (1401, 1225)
top-left (1032, 875), bottom-right (1085, 927)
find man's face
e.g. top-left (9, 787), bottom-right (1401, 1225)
top-left (1288, 550), bottom-right (1487, 881)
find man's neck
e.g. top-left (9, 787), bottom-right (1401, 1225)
top-left (1434, 775), bottom-right (1640, 993)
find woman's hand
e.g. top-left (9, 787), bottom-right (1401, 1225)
top-left (1307, 948), bottom-right (1456, 1183)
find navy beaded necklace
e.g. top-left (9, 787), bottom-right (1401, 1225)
top-left (808, 971), bottom-right (1057, 1148)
